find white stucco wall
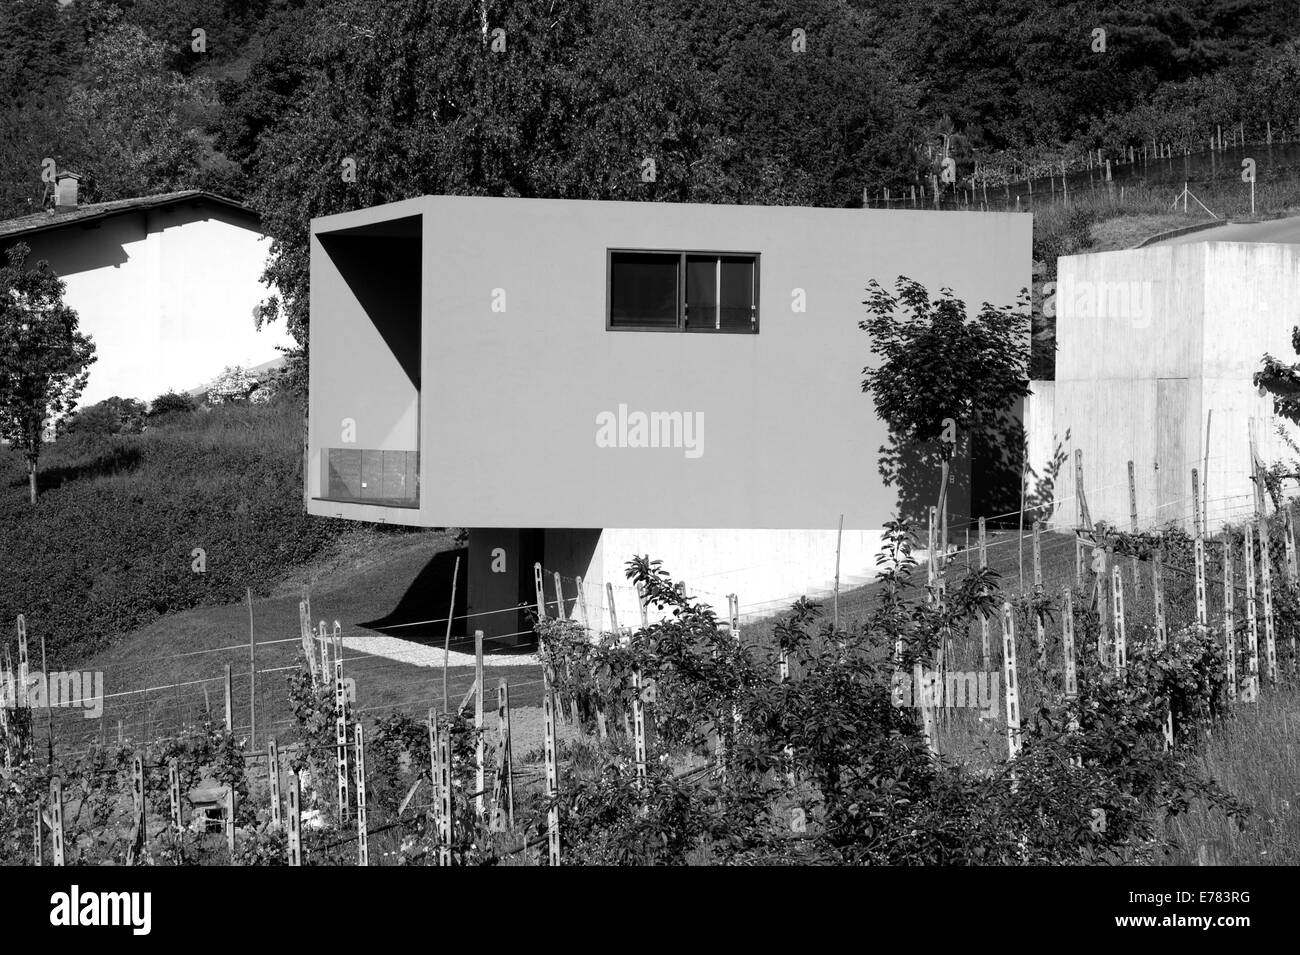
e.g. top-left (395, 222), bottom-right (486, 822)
top-left (12, 202), bottom-right (295, 408)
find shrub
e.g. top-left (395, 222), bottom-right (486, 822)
top-left (147, 390), bottom-right (197, 419)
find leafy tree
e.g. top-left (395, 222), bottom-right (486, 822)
top-left (60, 20), bottom-right (219, 202)
top-left (0, 243), bottom-right (96, 504)
top-left (1253, 326), bottom-right (1300, 426)
top-left (860, 277), bottom-right (1031, 523)
top-left (241, 0), bottom-right (919, 346)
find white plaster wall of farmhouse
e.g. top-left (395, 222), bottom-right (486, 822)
top-left (12, 203), bottom-right (294, 408)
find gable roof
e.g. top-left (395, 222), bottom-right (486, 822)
top-left (0, 190), bottom-right (259, 241)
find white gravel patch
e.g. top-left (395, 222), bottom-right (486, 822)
top-left (341, 634), bottom-right (539, 668)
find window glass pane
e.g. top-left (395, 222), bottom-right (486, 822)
top-left (685, 255), bottom-right (718, 331)
top-left (719, 256), bottom-right (755, 329)
top-left (610, 252), bottom-right (678, 327)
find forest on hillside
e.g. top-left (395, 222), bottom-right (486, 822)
top-left (3, 0), bottom-right (1299, 346)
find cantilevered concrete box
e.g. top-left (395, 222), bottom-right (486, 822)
top-left (1051, 241), bottom-right (1300, 535)
top-left (308, 196), bottom-right (1031, 639)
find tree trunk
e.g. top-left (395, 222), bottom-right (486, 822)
top-left (28, 460), bottom-right (36, 505)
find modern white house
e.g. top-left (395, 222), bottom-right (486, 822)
top-left (307, 195), bottom-right (1032, 640)
top-left (0, 171), bottom-right (295, 408)
top-left (1047, 235), bottom-right (1300, 535)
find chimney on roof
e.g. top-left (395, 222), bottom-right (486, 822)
top-left (54, 171), bottom-right (80, 210)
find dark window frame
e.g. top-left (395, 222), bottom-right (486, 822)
top-left (606, 248), bottom-right (760, 334)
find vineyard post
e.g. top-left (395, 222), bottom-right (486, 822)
top-left (436, 719), bottom-right (452, 866)
top-left (130, 751), bottom-right (146, 865)
top-left (1112, 564), bottom-right (1127, 674)
top-left (534, 562), bottom-right (546, 621)
top-left (1128, 460), bottom-right (1141, 591)
top-left (268, 738), bottom-right (282, 827)
top-left (543, 679), bottom-right (561, 866)
top-left (979, 517), bottom-right (991, 671)
top-left (1258, 515), bottom-right (1278, 683)
top-left (354, 723), bottom-right (368, 866)
top-left (50, 776), bottom-right (64, 866)
top-left (553, 571), bottom-right (566, 622)
top-left (1244, 524), bottom-right (1260, 703)
top-left (168, 758), bottom-right (182, 831)
top-left (834, 512), bottom-right (844, 631)
top-left (334, 628), bottom-right (349, 822)
top-left (1194, 471), bottom-right (1208, 637)
top-left (443, 555), bottom-right (460, 716)
top-left (606, 581), bottom-right (620, 637)
top-left (16, 615), bottom-right (28, 709)
top-left (728, 593), bottom-right (742, 739)
top-left (631, 661), bottom-right (648, 788)
top-left (225, 786), bottom-right (236, 862)
top-left (427, 709), bottom-right (440, 836)
top-left (1223, 540), bottom-right (1236, 702)
top-left (224, 664), bottom-right (232, 733)
top-left (32, 814), bottom-right (41, 866)
top-left (1062, 587), bottom-right (1077, 700)
top-left (1033, 521), bottom-right (1046, 668)
top-left (475, 630), bottom-right (485, 818)
top-left (299, 600), bottom-right (317, 687)
top-left (287, 773), bottom-right (302, 866)
top-left (1285, 504), bottom-right (1299, 589)
top-left (1152, 540), bottom-right (1166, 650)
top-left (494, 680), bottom-right (514, 831)
top-left (247, 587), bottom-right (256, 748)
top-left (318, 621), bottom-right (329, 685)
top-left (1074, 451), bottom-right (1087, 587)
top-left (575, 575), bottom-right (590, 635)
top-left (39, 627), bottom-right (52, 762)
top-left (1001, 602), bottom-right (1022, 760)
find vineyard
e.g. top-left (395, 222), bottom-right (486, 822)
top-left (3, 444), bottom-right (1299, 865)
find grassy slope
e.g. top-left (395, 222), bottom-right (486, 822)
top-left (50, 525), bottom-right (547, 758)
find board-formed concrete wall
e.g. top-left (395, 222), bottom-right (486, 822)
top-left (1052, 241), bottom-right (1300, 534)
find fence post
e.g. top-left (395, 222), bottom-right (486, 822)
top-left (354, 722), bottom-right (368, 866)
top-left (436, 718), bottom-right (453, 866)
top-left (1001, 602), bottom-right (1022, 760)
top-left (32, 814), bottom-right (41, 866)
top-left (50, 776), bottom-right (64, 866)
top-left (287, 773), bottom-right (302, 866)
top-left (224, 664), bottom-right (233, 733)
